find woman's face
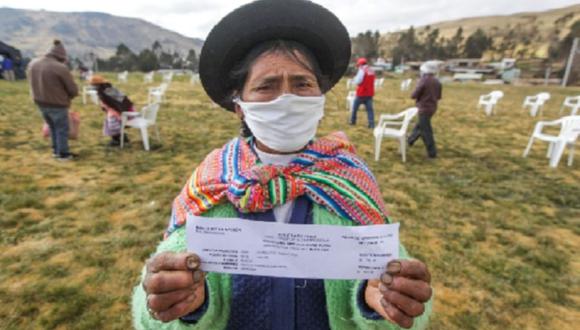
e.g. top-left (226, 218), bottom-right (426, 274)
top-left (239, 51), bottom-right (322, 103)
top-left (233, 50), bottom-right (324, 154)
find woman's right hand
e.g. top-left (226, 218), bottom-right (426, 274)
top-left (142, 252), bottom-right (206, 322)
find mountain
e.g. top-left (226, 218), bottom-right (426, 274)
top-left (379, 4), bottom-right (580, 59)
top-left (0, 7), bottom-right (204, 60)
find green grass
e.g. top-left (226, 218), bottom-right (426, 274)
top-left (0, 73), bottom-right (579, 329)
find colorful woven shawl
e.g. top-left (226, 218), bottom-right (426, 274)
top-left (166, 132), bottom-right (388, 237)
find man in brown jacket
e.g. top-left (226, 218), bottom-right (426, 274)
top-left (28, 40), bottom-right (79, 160)
top-left (408, 61), bottom-right (442, 159)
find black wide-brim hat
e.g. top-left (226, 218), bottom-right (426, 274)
top-left (199, 0), bottom-right (351, 111)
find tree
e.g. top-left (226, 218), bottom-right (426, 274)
top-left (186, 49), bottom-right (198, 71)
top-left (116, 43), bottom-right (133, 57)
top-left (463, 29), bottom-right (492, 58)
top-left (352, 30), bottom-right (381, 59)
top-left (497, 29), bottom-right (517, 57)
top-left (159, 52), bottom-right (174, 69)
top-left (391, 26), bottom-right (421, 65)
top-left (137, 49), bottom-right (159, 72)
top-left (445, 27), bottom-right (464, 58)
top-left (423, 28), bottom-right (442, 59)
top-left (105, 43), bottom-right (138, 71)
top-left (371, 30), bottom-right (381, 58)
top-left (172, 51), bottom-right (184, 69)
top-left (152, 41), bottom-right (163, 58)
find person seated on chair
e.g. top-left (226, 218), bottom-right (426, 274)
top-left (132, 1), bottom-right (433, 329)
top-left (89, 75), bottom-right (134, 146)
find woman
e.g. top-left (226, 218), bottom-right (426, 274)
top-left (89, 75), bottom-right (133, 146)
top-left (132, 1), bottom-right (433, 329)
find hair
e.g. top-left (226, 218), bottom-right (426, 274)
top-left (228, 39), bottom-right (329, 137)
top-left (239, 120), bottom-right (253, 138)
top-left (54, 39), bottom-right (62, 46)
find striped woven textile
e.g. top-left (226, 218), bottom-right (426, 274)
top-left (166, 132), bottom-right (389, 237)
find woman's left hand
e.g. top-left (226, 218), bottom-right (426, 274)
top-left (365, 259), bottom-right (432, 329)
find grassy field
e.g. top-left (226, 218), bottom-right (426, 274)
top-left (0, 73), bottom-right (578, 330)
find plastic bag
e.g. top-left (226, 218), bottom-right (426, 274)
top-left (42, 111), bottom-right (81, 140)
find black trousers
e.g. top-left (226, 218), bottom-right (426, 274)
top-left (111, 133), bottom-right (129, 143)
top-left (408, 113), bottom-right (437, 158)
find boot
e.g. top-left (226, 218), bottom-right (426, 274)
top-left (109, 134), bottom-right (121, 146)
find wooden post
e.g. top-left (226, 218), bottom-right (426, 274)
top-left (562, 37), bottom-right (579, 87)
top-left (544, 66), bottom-right (551, 86)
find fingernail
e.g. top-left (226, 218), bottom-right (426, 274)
top-left (380, 297), bottom-right (389, 308)
top-left (387, 261), bottom-right (401, 274)
top-left (193, 270), bottom-right (203, 283)
top-left (186, 255), bottom-right (200, 270)
top-left (381, 273), bottom-right (393, 285)
top-left (379, 282), bottom-right (388, 293)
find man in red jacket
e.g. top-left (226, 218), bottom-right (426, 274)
top-left (408, 61), bottom-right (442, 159)
top-left (349, 57), bottom-right (376, 128)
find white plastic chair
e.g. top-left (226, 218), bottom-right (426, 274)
top-left (190, 73), bottom-right (200, 85)
top-left (373, 107), bottom-right (418, 162)
top-left (143, 71), bottom-right (154, 83)
top-left (162, 72), bottom-right (173, 83)
top-left (400, 79), bottom-right (412, 91)
top-left (560, 95), bottom-right (580, 115)
top-left (346, 78), bottom-right (356, 90)
top-left (82, 85), bottom-right (98, 105)
top-left (118, 71), bottom-right (128, 83)
top-left (374, 78), bottom-right (385, 89)
top-left (523, 92), bottom-right (551, 117)
top-left (148, 83), bottom-right (169, 104)
top-left (523, 115), bottom-right (580, 168)
top-left (85, 70), bottom-right (93, 82)
top-left (346, 91), bottom-right (355, 112)
top-left (120, 103), bottom-right (161, 151)
top-left (477, 91), bottom-right (504, 116)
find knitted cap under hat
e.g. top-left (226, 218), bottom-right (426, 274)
top-left (47, 40), bottom-right (67, 62)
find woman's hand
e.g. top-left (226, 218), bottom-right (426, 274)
top-left (142, 252), bottom-right (206, 322)
top-left (365, 259), bottom-right (432, 329)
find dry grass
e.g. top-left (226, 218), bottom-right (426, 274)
top-left (0, 73), bottom-right (579, 329)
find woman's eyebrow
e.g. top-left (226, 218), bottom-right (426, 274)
top-left (251, 73), bottom-right (316, 86)
top-left (289, 74), bottom-right (316, 82)
top-left (252, 76), bottom-right (280, 86)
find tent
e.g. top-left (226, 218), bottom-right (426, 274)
top-left (0, 41), bottom-right (27, 79)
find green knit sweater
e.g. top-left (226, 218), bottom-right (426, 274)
top-left (132, 203), bottom-right (433, 330)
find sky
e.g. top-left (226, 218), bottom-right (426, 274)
top-left (3, 0), bottom-right (580, 39)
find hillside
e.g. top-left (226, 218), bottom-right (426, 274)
top-left (0, 7), bottom-right (204, 60)
top-left (380, 4), bottom-right (580, 59)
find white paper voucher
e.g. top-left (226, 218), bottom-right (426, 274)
top-left (186, 216), bottom-right (399, 280)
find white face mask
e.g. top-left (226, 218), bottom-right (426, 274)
top-left (235, 94), bottom-right (325, 153)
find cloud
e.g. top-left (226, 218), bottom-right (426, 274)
top-left (132, 0), bottom-right (253, 37)
top-left (136, 1), bottom-right (222, 15)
